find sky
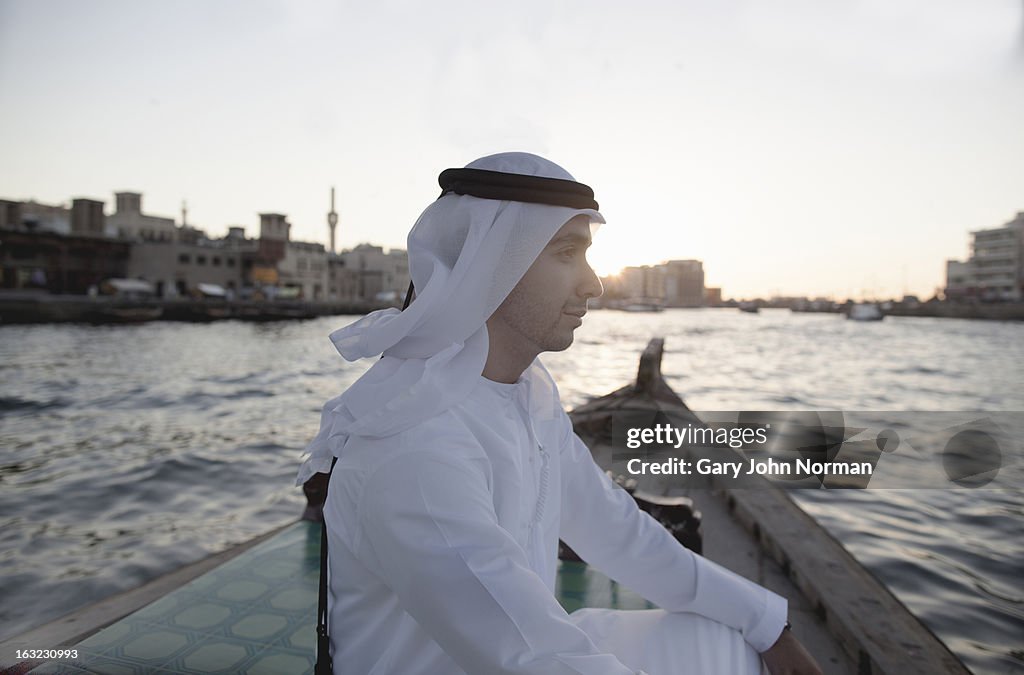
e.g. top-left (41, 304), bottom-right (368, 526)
top-left (1, 0), bottom-right (1022, 300)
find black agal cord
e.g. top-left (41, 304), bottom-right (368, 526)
top-left (438, 167), bottom-right (599, 210)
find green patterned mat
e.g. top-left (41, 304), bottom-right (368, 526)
top-left (28, 521), bottom-right (650, 674)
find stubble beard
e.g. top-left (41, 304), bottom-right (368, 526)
top-left (493, 290), bottom-right (575, 357)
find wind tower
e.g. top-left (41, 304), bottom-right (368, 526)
top-left (181, 200), bottom-right (188, 227)
top-left (327, 187), bottom-right (339, 254)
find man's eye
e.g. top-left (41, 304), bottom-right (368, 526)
top-left (559, 249), bottom-right (576, 260)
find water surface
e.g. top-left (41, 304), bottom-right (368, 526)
top-left (1, 309), bottom-right (1021, 673)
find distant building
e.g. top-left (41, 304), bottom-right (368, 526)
top-left (20, 200), bottom-right (71, 234)
top-left (970, 214), bottom-right (1023, 300)
top-left (107, 192), bottom-right (176, 241)
top-left (1, 190), bottom-right (413, 304)
top-left (0, 228), bottom-right (130, 293)
top-left (617, 265), bottom-right (665, 302)
top-left (258, 213), bottom-right (289, 258)
top-left (70, 198), bottom-right (105, 236)
top-left (662, 259), bottom-right (705, 307)
top-left (280, 240), bottom-right (328, 300)
top-left (0, 200), bottom-right (22, 230)
top-left (340, 243), bottom-right (410, 303)
top-left (704, 286), bottom-right (722, 306)
top-left (945, 212), bottom-right (1024, 301)
top-left (126, 237), bottom-right (246, 298)
top-left (327, 256), bottom-right (360, 302)
top-left (944, 260), bottom-right (972, 301)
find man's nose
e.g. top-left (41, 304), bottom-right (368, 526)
top-left (579, 262), bottom-right (603, 300)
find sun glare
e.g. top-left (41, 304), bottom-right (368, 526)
top-left (587, 230), bottom-right (664, 278)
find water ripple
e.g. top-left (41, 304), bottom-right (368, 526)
top-left (1, 312), bottom-right (1021, 674)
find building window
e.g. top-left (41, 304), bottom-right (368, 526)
top-left (227, 258), bottom-right (235, 267)
top-left (213, 256), bottom-right (221, 266)
top-left (197, 255), bottom-right (206, 265)
top-left (179, 253), bottom-right (190, 264)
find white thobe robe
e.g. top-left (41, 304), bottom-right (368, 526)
top-left (323, 368), bottom-right (786, 674)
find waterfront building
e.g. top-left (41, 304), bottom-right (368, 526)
top-left (70, 198), bottom-right (106, 236)
top-left (23, 200), bottom-right (71, 234)
top-left (280, 240), bottom-right (329, 300)
top-left (614, 265), bottom-right (665, 303)
top-left (0, 227), bottom-right (130, 293)
top-left (0, 200), bottom-right (23, 230)
top-left (339, 243), bottom-right (410, 303)
top-left (944, 260), bottom-right (972, 301)
top-left (0, 196), bottom-right (124, 292)
top-left (1, 190), bottom-right (405, 304)
top-left (107, 192), bottom-right (176, 241)
top-left (126, 236), bottom-right (246, 298)
top-left (327, 255), bottom-right (361, 302)
top-left (945, 212), bottom-right (1024, 301)
top-left (244, 212), bottom-right (331, 300)
top-left (1, 197), bottom-right (124, 293)
top-left (662, 259), bottom-right (705, 307)
top-left (970, 214), bottom-right (1023, 301)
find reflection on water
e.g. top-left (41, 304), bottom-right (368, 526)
top-left (1, 309), bottom-right (1021, 673)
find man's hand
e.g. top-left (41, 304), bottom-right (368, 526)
top-left (761, 627), bottom-right (823, 675)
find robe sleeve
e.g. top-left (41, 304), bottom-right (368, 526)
top-left (558, 429), bottom-right (788, 654)
top-left (355, 447), bottom-right (646, 675)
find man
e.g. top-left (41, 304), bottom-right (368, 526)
top-left (297, 152), bottom-right (821, 674)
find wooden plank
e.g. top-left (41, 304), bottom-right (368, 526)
top-left (691, 483), bottom-right (857, 674)
top-left (720, 484), bottom-right (969, 675)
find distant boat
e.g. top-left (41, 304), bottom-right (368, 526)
top-left (738, 302), bottom-right (759, 314)
top-left (88, 302), bottom-right (164, 323)
top-left (90, 278), bottom-right (163, 323)
top-left (847, 303), bottom-right (884, 321)
top-left (621, 302), bottom-right (664, 313)
top-left (607, 299), bottom-right (665, 312)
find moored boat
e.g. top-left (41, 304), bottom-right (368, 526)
top-left (86, 301), bottom-right (164, 323)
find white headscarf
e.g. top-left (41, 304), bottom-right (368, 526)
top-left (296, 152), bottom-right (604, 485)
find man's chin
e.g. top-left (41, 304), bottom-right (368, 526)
top-left (543, 331), bottom-right (575, 353)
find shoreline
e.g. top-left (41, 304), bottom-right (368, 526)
top-left (0, 291), bottom-right (388, 324)
top-left (3, 292), bottom-right (1024, 324)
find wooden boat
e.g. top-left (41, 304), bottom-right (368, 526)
top-left (86, 301), bottom-right (164, 323)
top-left (2, 339), bottom-right (968, 674)
top-left (88, 279), bottom-right (165, 323)
top-left (568, 339), bottom-right (966, 675)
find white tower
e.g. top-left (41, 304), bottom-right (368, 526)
top-left (327, 188), bottom-right (339, 254)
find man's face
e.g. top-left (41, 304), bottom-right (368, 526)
top-left (488, 214), bottom-right (603, 355)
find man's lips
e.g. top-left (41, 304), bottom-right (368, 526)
top-left (563, 309), bottom-right (587, 318)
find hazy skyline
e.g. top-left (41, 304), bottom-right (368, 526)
top-left (2, 0), bottom-right (1022, 299)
